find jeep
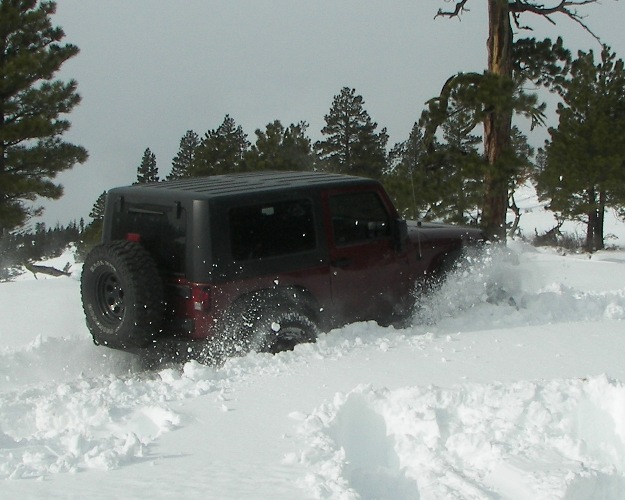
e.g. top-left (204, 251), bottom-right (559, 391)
top-left (80, 171), bottom-right (483, 356)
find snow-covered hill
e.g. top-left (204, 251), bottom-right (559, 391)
top-left (2, 191), bottom-right (625, 499)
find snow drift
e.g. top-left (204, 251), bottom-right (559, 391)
top-left (1, 238), bottom-right (625, 498)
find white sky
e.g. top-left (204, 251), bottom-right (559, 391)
top-left (36, 0), bottom-right (624, 227)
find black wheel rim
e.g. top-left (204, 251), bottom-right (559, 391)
top-left (268, 325), bottom-right (308, 353)
top-left (95, 271), bottom-right (125, 325)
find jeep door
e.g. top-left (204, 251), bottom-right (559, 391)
top-left (324, 188), bottom-right (411, 324)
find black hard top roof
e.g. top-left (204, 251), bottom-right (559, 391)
top-left (112, 171), bottom-right (377, 200)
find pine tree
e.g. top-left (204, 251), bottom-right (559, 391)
top-left (385, 123), bottom-right (429, 219)
top-left (136, 148), bottom-right (158, 183)
top-left (89, 191), bottom-right (107, 222)
top-left (315, 87), bottom-right (388, 179)
top-left (436, 110), bottom-right (484, 224)
top-left (168, 130), bottom-right (199, 180)
top-left (536, 48), bottom-right (625, 251)
top-left (191, 115), bottom-right (250, 176)
top-left (0, 0), bottom-right (88, 233)
top-left (507, 126), bottom-right (535, 237)
top-left (431, 0), bottom-right (603, 241)
top-left (385, 112), bottom-right (484, 224)
top-left (245, 120), bottom-right (314, 172)
top-left (79, 190), bottom-right (107, 256)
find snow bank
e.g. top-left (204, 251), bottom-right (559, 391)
top-left (295, 376), bottom-right (625, 499)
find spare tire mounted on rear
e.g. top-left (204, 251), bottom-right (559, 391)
top-left (81, 240), bottom-right (164, 349)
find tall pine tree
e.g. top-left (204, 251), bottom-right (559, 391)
top-left (431, 0), bottom-right (603, 241)
top-left (536, 48), bottom-right (625, 251)
top-left (245, 120), bottom-right (314, 172)
top-left (0, 0), bottom-right (88, 233)
top-left (315, 87), bottom-right (388, 179)
top-left (168, 130), bottom-right (199, 180)
top-left (136, 148), bottom-right (158, 183)
top-left (191, 115), bottom-right (250, 176)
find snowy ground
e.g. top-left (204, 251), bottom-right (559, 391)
top-left (2, 188), bottom-right (625, 499)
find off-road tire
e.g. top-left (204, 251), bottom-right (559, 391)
top-left (217, 291), bottom-right (318, 356)
top-left (81, 240), bottom-right (164, 349)
top-left (252, 308), bottom-right (318, 354)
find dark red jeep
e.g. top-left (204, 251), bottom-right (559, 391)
top-left (80, 171), bottom-right (483, 357)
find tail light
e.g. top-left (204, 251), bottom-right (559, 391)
top-left (192, 286), bottom-right (211, 312)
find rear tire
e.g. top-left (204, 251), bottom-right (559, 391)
top-left (81, 241), bottom-right (164, 349)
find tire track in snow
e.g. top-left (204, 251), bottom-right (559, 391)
top-left (0, 361), bottom-right (225, 479)
top-left (294, 376), bottom-right (625, 499)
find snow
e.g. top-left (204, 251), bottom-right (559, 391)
top-left (2, 189), bottom-right (625, 498)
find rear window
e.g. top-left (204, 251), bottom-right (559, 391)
top-left (229, 199), bottom-right (315, 261)
top-left (117, 205), bottom-right (186, 273)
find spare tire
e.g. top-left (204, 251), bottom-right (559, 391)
top-left (81, 240), bottom-right (164, 349)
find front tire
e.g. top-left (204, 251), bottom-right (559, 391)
top-left (81, 241), bottom-right (164, 349)
top-left (218, 292), bottom-right (318, 356)
top-left (254, 308), bottom-right (318, 354)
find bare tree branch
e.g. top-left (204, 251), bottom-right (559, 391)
top-left (510, 0), bottom-right (598, 16)
top-left (435, 0), bottom-right (604, 41)
top-left (510, 0), bottom-right (603, 42)
top-left (435, 0), bottom-right (471, 19)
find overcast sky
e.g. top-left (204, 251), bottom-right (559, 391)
top-left (37, 0), bottom-right (624, 227)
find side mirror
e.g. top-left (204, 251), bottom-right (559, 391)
top-left (392, 218), bottom-right (408, 252)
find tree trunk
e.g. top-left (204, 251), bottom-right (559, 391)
top-left (483, 0), bottom-right (513, 242)
top-left (594, 189), bottom-right (606, 250)
top-left (585, 186), bottom-right (596, 251)
top-left (507, 194), bottom-right (521, 238)
top-left (586, 210), bottom-right (595, 251)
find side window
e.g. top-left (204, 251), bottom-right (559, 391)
top-left (229, 199), bottom-right (315, 261)
top-left (330, 191), bottom-right (390, 246)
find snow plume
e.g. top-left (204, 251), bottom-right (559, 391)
top-left (295, 376), bottom-right (625, 499)
top-left (413, 242), bottom-right (625, 331)
top-left (413, 243), bottom-right (525, 326)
